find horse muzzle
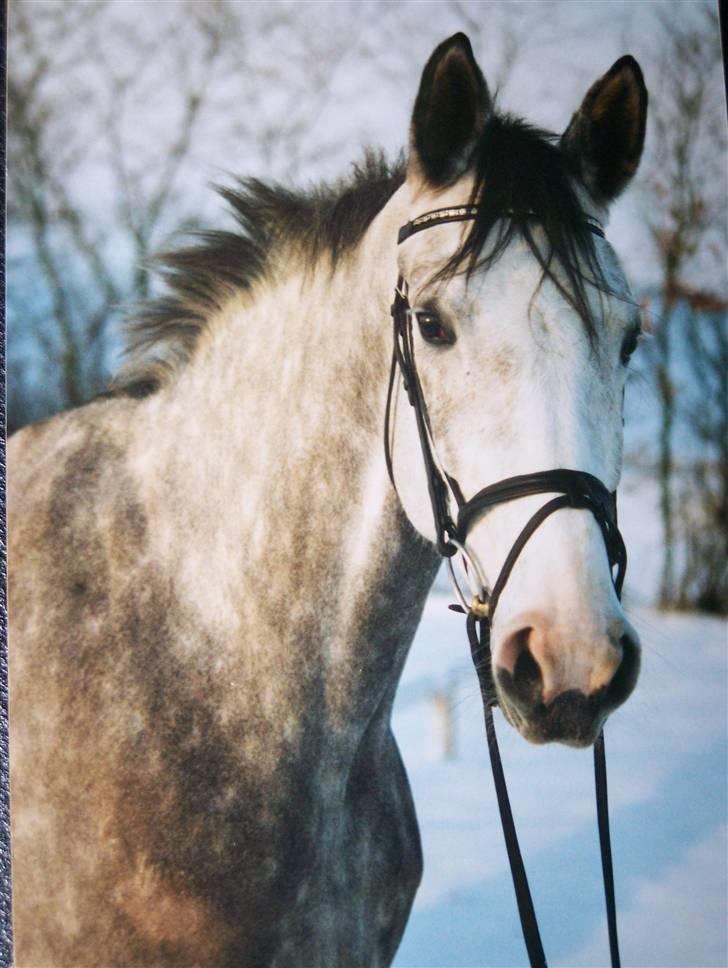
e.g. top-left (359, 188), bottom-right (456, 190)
top-left (493, 618), bottom-right (641, 747)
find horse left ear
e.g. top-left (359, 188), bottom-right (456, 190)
top-left (409, 33), bottom-right (491, 187)
top-left (561, 56), bottom-right (648, 203)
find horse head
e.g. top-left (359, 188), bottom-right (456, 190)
top-left (389, 34), bottom-right (647, 747)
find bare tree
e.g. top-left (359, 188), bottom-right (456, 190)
top-left (675, 288), bottom-right (727, 613)
top-left (639, 2), bottom-right (727, 610)
top-left (8, 0), bottom-right (237, 423)
top-left (6, 0), bottom-right (365, 431)
top-left (8, 1), bottom-right (123, 419)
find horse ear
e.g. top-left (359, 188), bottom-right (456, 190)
top-left (561, 56), bottom-right (648, 204)
top-left (409, 33), bottom-right (491, 187)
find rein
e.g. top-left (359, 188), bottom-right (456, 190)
top-left (385, 205), bottom-right (623, 968)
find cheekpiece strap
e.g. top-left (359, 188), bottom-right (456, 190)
top-left (388, 275), bottom-right (459, 557)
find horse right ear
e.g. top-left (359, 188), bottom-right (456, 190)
top-left (409, 33), bottom-right (491, 188)
top-left (561, 56), bottom-right (648, 204)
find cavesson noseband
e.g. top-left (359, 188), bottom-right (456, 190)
top-left (385, 205), bottom-right (625, 968)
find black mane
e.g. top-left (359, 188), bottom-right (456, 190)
top-left (448, 113), bottom-right (605, 338)
top-left (115, 116), bottom-right (605, 396)
top-left (115, 151), bottom-right (406, 395)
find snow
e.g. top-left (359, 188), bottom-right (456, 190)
top-left (392, 536), bottom-right (727, 966)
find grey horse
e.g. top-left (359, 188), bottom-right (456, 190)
top-left (9, 33), bottom-right (646, 967)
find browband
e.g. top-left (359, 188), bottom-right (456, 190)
top-left (397, 204), bottom-right (605, 245)
top-left (397, 205), bottom-right (480, 243)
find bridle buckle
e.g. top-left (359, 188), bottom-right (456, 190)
top-left (470, 596), bottom-right (490, 619)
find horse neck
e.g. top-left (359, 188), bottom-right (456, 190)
top-left (134, 188), bottom-right (440, 733)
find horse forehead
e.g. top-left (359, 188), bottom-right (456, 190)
top-left (466, 241), bottom-right (630, 345)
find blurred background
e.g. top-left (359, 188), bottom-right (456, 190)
top-left (6, 1), bottom-right (727, 965)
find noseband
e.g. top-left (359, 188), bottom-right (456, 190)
top-left (385, 205), bottom-right (626, 968)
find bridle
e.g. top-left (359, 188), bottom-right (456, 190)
top-left (385, 205), bottom-right (626, 968)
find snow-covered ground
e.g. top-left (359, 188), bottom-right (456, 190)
top-left (392, 485), bottom-right (727, 967)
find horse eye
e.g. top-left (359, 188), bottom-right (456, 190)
top-left (415, 311), bottom-right (453, 346)
top-left (620, 327), bottom-right (641, 365)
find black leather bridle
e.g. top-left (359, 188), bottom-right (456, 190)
top-left (385, 205), bottom-right (626, 968)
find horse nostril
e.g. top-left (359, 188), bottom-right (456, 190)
top-left (495, 621), bottom-right (641, 722)
top-left (499, 627), bottom-right (544, 707)
top-left (604, 630), bottom-right (641, 709)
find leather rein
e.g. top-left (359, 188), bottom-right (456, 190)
top-left (385, 204), bottom-right (625, 968)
